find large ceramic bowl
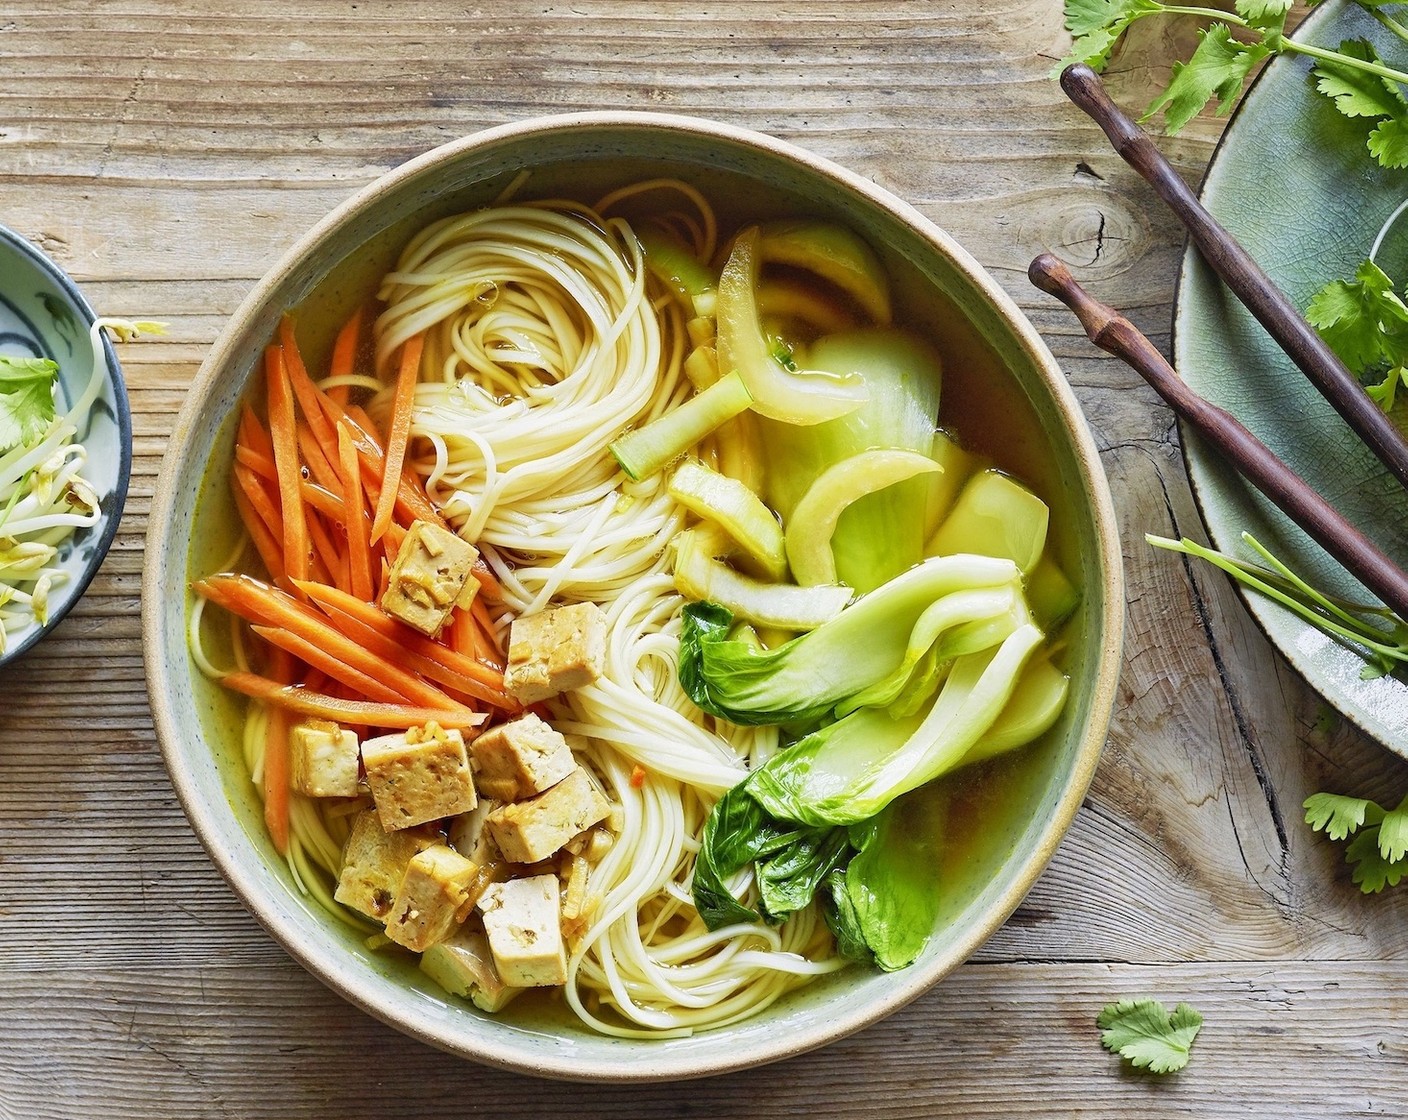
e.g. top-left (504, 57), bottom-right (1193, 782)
top-left (142, 113), bottom-right (1123, 1081)
top-left (0, 225), bottom-right (130, 669)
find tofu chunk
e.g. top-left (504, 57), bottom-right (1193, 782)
top-left (363, 722), bottom-right (478, 831)
top-left (419, 926), bottom-right (523, 1013)
top-left (470, 713), bottom-right (577, 803)
top-left (486, 767), bottom-right (610, 864)
top-left (289, 719), bottom-right (361, 798)
top-left (477, 875), bottom-right (566, 988)
top-left (380, 519), bottom-right (480, 638)
top-left (503, 602), bottom-right (607, 704)
top-left (384, 844), bottom-right (479, 953)
top-left (333, 810), bottom-right (437, 920)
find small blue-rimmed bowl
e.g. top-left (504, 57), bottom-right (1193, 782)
top-left (0, 225), bottom-right (132, 669)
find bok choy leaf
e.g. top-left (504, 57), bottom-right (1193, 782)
top-left (678, 554), bottom-right (1024, 726)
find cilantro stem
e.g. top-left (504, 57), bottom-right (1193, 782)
top-left (1158, 5), bottom-right (1250, 27)
top-left (1366, 5), bottom-right (1408, 51)
top-left (1283, 39), bottom-right (1408, 91)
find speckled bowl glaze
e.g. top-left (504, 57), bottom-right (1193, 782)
top-left (0, 225), bottom-right (130, 669)
top-left (142, 113), bottom-right (1123, 1081)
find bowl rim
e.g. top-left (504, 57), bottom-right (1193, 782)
top-left (142, 109), bottom-right (1124, 1081)
top-left (0, 223), bottom-right (131, 669)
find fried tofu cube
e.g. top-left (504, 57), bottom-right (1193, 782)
top-left (363, 722), bottom-right (478, 831)
top-left (384, 844), bottom-right (479, 952)
top-left (333, 810), bottom-right (437, 920)
top-left (380, 519), bottom-right (480, 638)
top-left (470, 713), bottom-right (577, 803)
top-left (503, 602), bottom-right (607, 704)
top-left (419, 926), bottom-right (523, 1013)
top-left (289, 719), bottom-right (361, 798)
top-left (477, 875), bottom-right (566, 988)
top-left (486, 767), bottom-right (610, 864)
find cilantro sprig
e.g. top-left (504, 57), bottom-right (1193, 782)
top-left (1305, 790), bottom-right (1408, 892)
top-left (1098, 998), bottom-right (1203, 1074)
top-left (1061, 0), bottom-right (1408, 168)
top-left (0, 355), bottom-right (60, 454)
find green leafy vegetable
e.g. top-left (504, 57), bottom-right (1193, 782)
top-left (678, 554), bottom-right (1025, 726)
top-left (1305, 256), bottom-right (1408, 407)
top-left (1304, 789), bottom-right (1408, 893)
top-left (0, 356), bottom-right (60, 454)
top-left (1097, 999), bottom-right (1203, 1074)
top-left (1060, 0), bottom-right (1408, 168)
top-left (825, 785), bottom-right (947, 971)
top-left (748, 624), bottom-right (1045, 827)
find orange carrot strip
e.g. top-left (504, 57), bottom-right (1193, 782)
top-left (253, 624), bottom-right (408, 704)
top-left (263, 646), bottom-right (295, 855)
top-left (265, 345), bottom-right (309, 583)
top-left (338, 420), bottom-right (374, 602)
top-left (195, 574), bottom-right (471, 712)
top-left (313, 600), bottom-right (515, 711)
top-left (238, 448), bottom-right (346, 521)
top-left (239, 402), bottom-right (275, 461)
top-left (306, 512), bottom-right (350, 593)
top-left (324, 399), bottom-right (447, 530)
top-left (297, 423), bottom-right (343, 495)
top-left (296, 581), bottom-right (511, 693)
top-left (221, 672), bottom-right (487, 730)
top-left (234, 463), bottom-right (284, 546)
top-left (330, 305), bottom-right (364, 377)
top-left (469, 595), bottom-right (506, 669)
top-left (371, 333), bottom-right (425, 544)
top-left (231, 476), bottom-right (286, 585)
top-left (280, 317), bottom-right (338, 448)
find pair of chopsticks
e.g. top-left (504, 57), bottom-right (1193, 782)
top-left (1033, 63), bottom-right (1408, 623)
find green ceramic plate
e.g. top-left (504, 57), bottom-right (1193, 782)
top-left (1176, 0), bottom-right (1408, 756)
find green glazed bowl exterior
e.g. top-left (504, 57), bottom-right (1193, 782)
top-left (142, 112), bottom-right (1123, 1081)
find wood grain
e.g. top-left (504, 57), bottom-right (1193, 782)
top-left (2, 2), bottom-right (1406, 1115)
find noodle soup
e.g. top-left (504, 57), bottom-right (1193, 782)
top-left (157, 117), bottom-right (1119, 1075)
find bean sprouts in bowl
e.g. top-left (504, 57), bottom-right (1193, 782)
top-left (143, 113), bottom-right (1122, 1081)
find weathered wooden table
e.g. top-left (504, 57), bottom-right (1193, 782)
top-left (3, 3), bottom-right (1404, 1115)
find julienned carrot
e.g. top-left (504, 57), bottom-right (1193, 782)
top-left (221, 672), bottom-right (488, 731)
top-left (239, 402), bottom-right (275, 461)
top-left (295, 580), bottom-right (511, 693)
top-left (320, 396), bottom-right (447, 531)
top-left (196, 573), bottom-right (471, 712)
top-left (305, 512), bottom-right (350, 593)
top-left (330, 306), bottom-right (364, 378)
top-left (234, 463), bottom-right (284, 547)
top-left (296, 423), bottom-right (343, 496)
top-left (280, 315), bottom-right (342, 461)
top-left (231, 477), bottom-right (286, 585)
top-left (314, 598), bottom-right (516, 711)
top-left (238, 448), bottom-right (347, 523)
top-left (471, 556), bottom-right (503, 603)
top-left (469, 594), bottom-right (506, 668)
top-left (263, 646), bottom-right (296, 856)
top-left (252, 624), bottom-right (407, 704)
top-left (265, 345), bottom-right (309, 583)
top-left (371, 333), bottom-right (425, 544)
top-left (338, 420), bottom-right (374, 601)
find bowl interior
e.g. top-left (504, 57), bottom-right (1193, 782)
top-left (0, 228), bottom-right (130, 667)
top-left (147, 115), bottom-right (1122, 1080)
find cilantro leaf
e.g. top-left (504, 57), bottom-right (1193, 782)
top-left (0, 355), bottom-right (59, 453)
top-left (1097, 999), bottom-right (1203, 1074)
top-left (1306, 792), bottom-right (1408, 894)
top-left (1234, 0), bottom-right (1291, 32)
top-left (1144, 24), bottom-right (1271, 134)
top-left (1064, 0), bottom-right (1155, 37)
top-left (1303, 792), bottom-right (1377, 840)
top-left (1369, 117), bottom-right (1408, 168)
top-left (1346, 827), bottom-right (1408, 892)
top-left (1314, 40), bottom-right (1405, 119)
top-left (1304, 258), bottom-right (1408, 376)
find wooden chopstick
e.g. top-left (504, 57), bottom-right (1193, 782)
top-left (1059, 63), bottom-right (1408, 494)
top-left (1029, 252), bottom-right (1408, 623)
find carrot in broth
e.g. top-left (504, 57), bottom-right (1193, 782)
top-left (221, 672), bottom-right (486, 731)
top-left (264, 345), bottom-right (310, 584)
top-left (338, 420), bottom-right (375, 602)
top-left (371, 333), bottom-right (426, 544)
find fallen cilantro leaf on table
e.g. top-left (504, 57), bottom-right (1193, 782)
top-left (1097, 999), bottom-right (1203, 1074)
top-left (1304, 791), bottom-right (1408, 893)
top-left (0, 355), bottom-right (60, 454)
